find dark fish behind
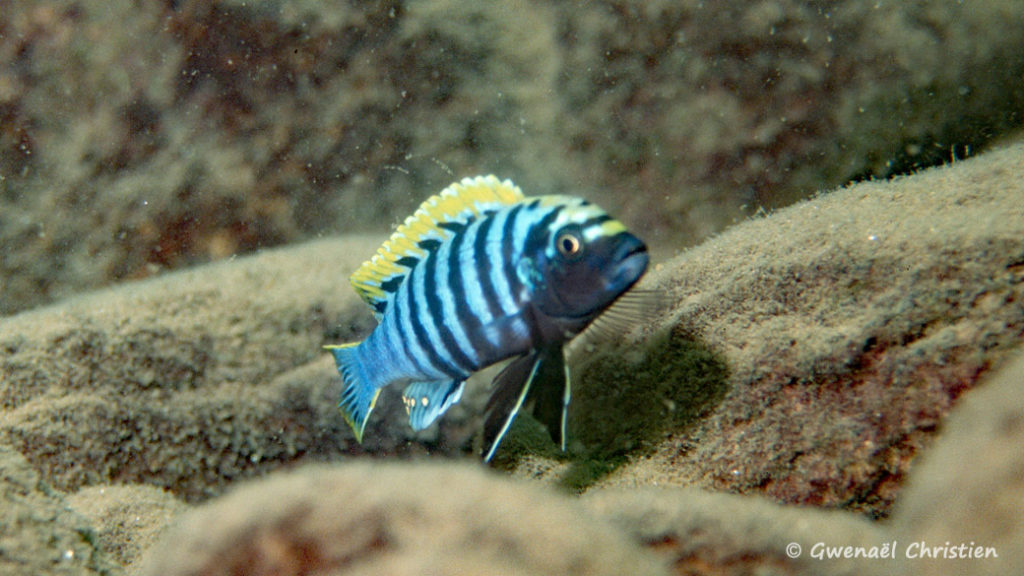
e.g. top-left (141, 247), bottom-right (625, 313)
top-left (326, 175), bottom-right (649, 461)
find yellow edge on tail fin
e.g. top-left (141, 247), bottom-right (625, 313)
top-left (324, 342), bottom-right (379, 443)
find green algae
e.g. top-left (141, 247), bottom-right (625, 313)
top-left (484, 415), bottom-right (566, 470)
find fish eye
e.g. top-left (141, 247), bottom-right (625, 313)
top-left (556, 232), bottom-right (582, 258)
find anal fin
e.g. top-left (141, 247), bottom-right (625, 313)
top-left (402, 380), bottom-right (465, 431)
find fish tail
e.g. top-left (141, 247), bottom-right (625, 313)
top-left (324, 342), bottom-right (380, 443)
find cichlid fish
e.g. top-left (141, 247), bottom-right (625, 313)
top-left (326, 175), bottom-right (649, 461)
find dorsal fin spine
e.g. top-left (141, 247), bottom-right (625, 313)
top-left (349, 175), bottom-right (525, 316)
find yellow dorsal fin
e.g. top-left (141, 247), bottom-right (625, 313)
top-left (350, 175), bottom-right (524, 318)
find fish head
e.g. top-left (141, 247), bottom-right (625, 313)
top-left (526, 202), bottom-right (649, 323)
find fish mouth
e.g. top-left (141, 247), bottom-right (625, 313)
top-left (544, 232), bottom-right (650, 323)
top-left (608, 236), bottom-right (649, 292)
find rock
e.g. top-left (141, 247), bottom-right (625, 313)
top-left (582, 486), bottom-right (888, 576)
top-left (130, 350), bottom-right (1024, 576)
top-left (0, 237), bottom-right (478, 503)
top-left (4, 0), bottom-right (1024, 314)
top-left (0, 445), bottom-right (120, 576)
top-left (67, 484), bottom-right (187, 568)
top-left (569, 351), bottom-right (1024, 576)
top-left (889, 350), bottom-right (1024, 575)
top-left (136, 462), bottom-right (669, 576)
top-left (523, 142), bottom-right (1024, 519)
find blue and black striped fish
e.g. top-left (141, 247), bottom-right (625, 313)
top-left (326, 175), bottom-right (649, 461)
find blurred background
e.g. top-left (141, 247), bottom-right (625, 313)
top-left (2, 0), bottom-right (1023, 315)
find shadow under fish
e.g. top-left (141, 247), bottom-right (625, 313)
top-left (326, 175), bottom-right (650, 462)
top-left (482, 286), bottom-right (664, 462)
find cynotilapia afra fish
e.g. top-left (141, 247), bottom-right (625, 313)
top-left (326, 175), bottom-right (649, 461)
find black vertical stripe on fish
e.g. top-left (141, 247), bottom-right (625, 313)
top-left (498, 203), bottom-right (523, 310)
top-left (405, 264), bottom-right (463, 378)
top-left (424, 231), bottom-right (477, 373)
top-left (577, 214), bottom-right (613, 230)
top-left (380, 275), bottom-right (404, 294)
top-left (495, 203), bottom-right (524, 312)
top-left (390, 280), bottom-right (431, 377)
top-left (521, 205), bottom-right (563, 262)
top-left (417, 238), bottom-right (442, 251)
top-left (438, 221), bottom-right (466, 233)
top-left (450, 220), bottom-right (496, 366)
top-left (443, 219), bottom-right (484, 358)
top-left (472, 211), bottom-right (505, 324)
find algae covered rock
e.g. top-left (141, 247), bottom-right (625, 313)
top-left (136, 462), bottom-right (669, 576)
top-left (0, 445), bottom-right (120, 576)
top-left (0, 237), bottom-right (480, 503)
top-left (582, 485), bottom-right (888, 576)
top-left (570, 349), bottom-right (1024, 576)
top-left (67, 484), bottom-right (187, 568)
top-left (4, 0), bottom-right (1024, 315)
top-left (889, 350), bottom-right (1024, 575)
top-left (523, 142), bottom-right (1024, 518)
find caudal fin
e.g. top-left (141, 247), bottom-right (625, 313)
top-left (325, 343), bottom-right (380, 443)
